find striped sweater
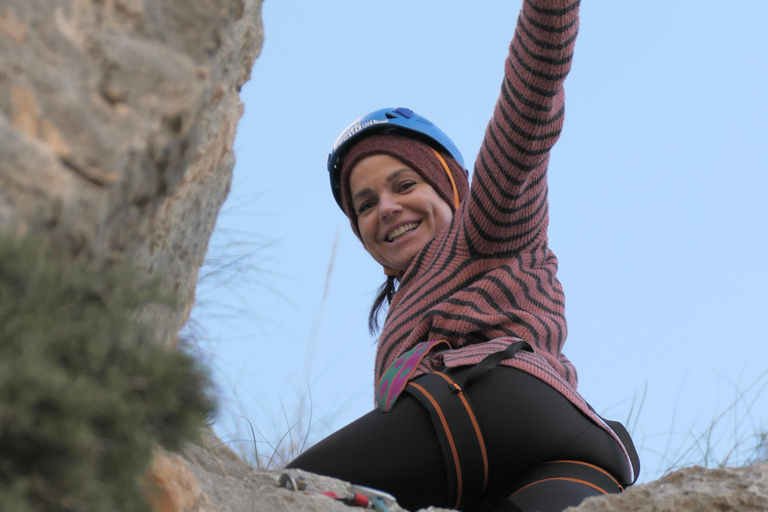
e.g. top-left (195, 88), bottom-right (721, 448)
top-left (376, 0), bottom-right (633, 470)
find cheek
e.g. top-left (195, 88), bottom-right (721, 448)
top-left (356, 215), bottom-right (376, 244)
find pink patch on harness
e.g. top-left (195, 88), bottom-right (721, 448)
top-left (376, 340), bottom-right (450, 412)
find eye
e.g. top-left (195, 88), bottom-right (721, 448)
top-left (398, 180), bottom-right (417, 193)
top-left (357, 199), bottom-right (375, 215)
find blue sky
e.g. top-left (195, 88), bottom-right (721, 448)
top-left (195, 0), bottom-right (768, 482)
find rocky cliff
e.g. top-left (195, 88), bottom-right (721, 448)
top-left (0, 0), bottom-right (263, 347)
top-left (0, 0), bottom-right (262, 508)
top-left (150, 441), bottom-right (768, 512)
top-left (570, 464), bottom-right (768, 511)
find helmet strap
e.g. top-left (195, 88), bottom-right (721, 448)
top-left (429, 147), bottom-right (460, 210)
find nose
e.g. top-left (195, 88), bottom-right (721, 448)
top-left (378, 192), bottom-right (402, 221)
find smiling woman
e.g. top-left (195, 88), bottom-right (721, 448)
top-left (350, 155), bottom-right (453, 272)
top-left (285, 1), bottom-right (641, 511)
top-left (334, 126), bottom-right (470, 332)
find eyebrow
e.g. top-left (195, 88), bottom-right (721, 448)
top-left (351, 168), bottom-right (414, 204)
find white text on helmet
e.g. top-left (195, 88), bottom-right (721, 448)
top-left (333, 118), bottom-right (389, 152)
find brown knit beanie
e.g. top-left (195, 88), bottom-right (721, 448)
top-left (339, 133), bottom-right (470, 241)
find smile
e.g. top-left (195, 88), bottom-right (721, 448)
top-left (386, 222), bottom-right (420, 242)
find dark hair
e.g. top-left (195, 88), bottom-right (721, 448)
top-left (368, 275), bottom-right (397, 335)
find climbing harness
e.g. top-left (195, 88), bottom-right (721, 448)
top-left (401, 340), bottom-right (534, 509)
top-left (286, 336), bottom-right (640, 512)
top-left (378, 339), bottom-right (640, 510)
top-left (469, 460), bottom-right (626, 512)
top-left (376, 339), bottom-right (450, 412)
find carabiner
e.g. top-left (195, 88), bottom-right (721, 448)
top-left (348, 484), bottom-right (397, 512)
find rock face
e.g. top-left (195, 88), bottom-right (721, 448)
top-left (0, 0), bottom-right (263, 346)
top-left (147, 440), bottom-right (433, 512)
top-left (151, 443), bottom-right (768, 512)
top-left (569, 464), bottom-right (768, 512)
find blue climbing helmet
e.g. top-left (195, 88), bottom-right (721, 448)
top-left (327, 107), bottom-right (466, 209)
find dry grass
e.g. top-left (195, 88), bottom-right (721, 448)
top-left (240, 230), bottom-right (341, 469)
top-left (629, 368), bottom-right (768, 481)
top-left (186, 219), bottom-right (342, 469)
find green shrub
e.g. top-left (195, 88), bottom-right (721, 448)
top-left (0, 236), bottom-right (216, 512)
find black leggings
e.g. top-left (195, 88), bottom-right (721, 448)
top-left (287, 367), bottom-right (629, 511)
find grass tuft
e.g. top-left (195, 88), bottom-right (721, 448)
top-left (0, 235), bottom-right (216, 512)
top-left (627, 368), bottom-right (768, 481)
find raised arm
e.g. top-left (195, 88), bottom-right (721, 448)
top-left (464, 0), bottom-right (580, 255)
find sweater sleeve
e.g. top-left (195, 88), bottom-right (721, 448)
top-left (464, 0), bottom-right (579, 255)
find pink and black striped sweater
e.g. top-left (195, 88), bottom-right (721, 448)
top-left (375, 0), bottom-right (634, 469)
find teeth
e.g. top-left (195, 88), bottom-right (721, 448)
top-left (387, 222), bottom-right (419, 242)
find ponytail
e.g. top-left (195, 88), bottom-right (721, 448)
top-left (368, 275), bottom-right (397, 335)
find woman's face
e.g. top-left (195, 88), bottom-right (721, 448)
top-left (349, 154), bottom-right (453, 272)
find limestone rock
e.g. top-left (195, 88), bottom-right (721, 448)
top-left (569, 464), bottom-right (768, 512)
top-left (0, 0), bottom-right (264, 347)
top-left (145, 448), bottom-right (220, 512)
top-left (166, 443), bottom-right (413, 512)
top-left (141, 437), bottom-right (456, 512)
top-left (149, 451), bottom-right (768, 512)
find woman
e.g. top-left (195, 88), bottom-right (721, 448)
top-left (288, 1), bottom-right (639, 510)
